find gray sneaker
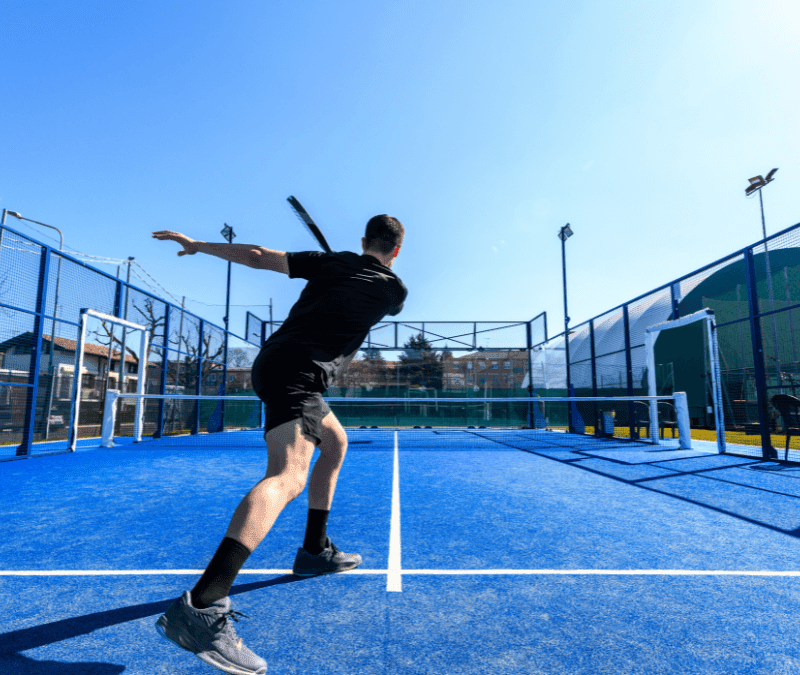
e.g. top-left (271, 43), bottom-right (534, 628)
top-left (292, 538), bottom-right (362, 577)
top-left (156, 591), bottom-right (267, 675)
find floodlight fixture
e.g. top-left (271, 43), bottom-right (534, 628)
top-left (745, 168), bottom-right (778, 197)
top-left (221, 224), bottom-right (235, 241)
top-left (558, 223), bottom-right (573, 241)
top-left (744, 167), bottom-right (781, 389)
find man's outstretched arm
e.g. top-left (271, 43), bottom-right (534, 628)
top-left (152, 231), bottom-right (289, 274)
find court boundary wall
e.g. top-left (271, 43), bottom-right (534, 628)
top-left (532, 221), bottom-right (800, 461)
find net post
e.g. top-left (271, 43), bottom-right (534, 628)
top-left (100, 390), bottom-right (119, 448)
top-left (674, 391), bottom-right (692, 449)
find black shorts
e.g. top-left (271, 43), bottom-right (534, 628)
top-left (251, 343), bottom-right (332, 447)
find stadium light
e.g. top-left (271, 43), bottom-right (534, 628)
top-left (221, 223), bottom-right (236, 335)
top-left (558, 224), bottom-right (573, 329)
top-left (745, 168), bottom-right (781, 393)
top-left (558, 223), bottom-right (574, 430)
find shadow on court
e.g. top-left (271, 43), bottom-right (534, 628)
top-left (525, 444), bottom-right (800, 540)
top-left (0, 653), bottom-right (126, 675)
top-left (0, 574), bottom-right (305, 669)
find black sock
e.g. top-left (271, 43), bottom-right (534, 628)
top-left (303, 509), bottom-right (330, 555)
top-left (191, 537), bottom-right (252, 609)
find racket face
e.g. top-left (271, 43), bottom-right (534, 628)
top-left (287, 196), bottom-right (333, 253)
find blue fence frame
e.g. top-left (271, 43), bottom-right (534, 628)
top-left (535, 221), bottom-right (800, 459)
top-left (0, 223), bottom-right (546, 459)
top-left (5, 216), bottom-right (800, 462)
top-left (0, 223), bottom-right (239, 458)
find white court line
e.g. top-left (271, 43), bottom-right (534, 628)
top-left (2, 569), bottom-right (800, 577)
top-left (386, 430), bottom-right (402, 592)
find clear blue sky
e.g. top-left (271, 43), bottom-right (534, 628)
top-left (2, 0), bottom-right (797, 351)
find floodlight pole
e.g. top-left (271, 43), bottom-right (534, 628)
top-left (222, 224), bottom-right (235, 336)
top-left (220, 224), bottom-right (235, 423)
top-left (747, 172), bottom-right (781, 392)
top-left (558, 224), bottom-right (573, 432)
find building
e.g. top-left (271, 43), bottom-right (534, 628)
top-left (443, 350), bottom-right (530, 391)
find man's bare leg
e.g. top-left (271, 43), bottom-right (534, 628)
top-left (225, 419), bottom-right (317, 550)
top-left (188, 419), bottom-right (316, 610)
top-left (293, 412), bottom-right (361, 574)
top-left (307, 412), bottom-right (349, 511)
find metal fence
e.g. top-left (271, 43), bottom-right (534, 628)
top-left (530, 221), bottom-right (800, 461)
top-left (5, 218), bottom-right (800, 461)
top-left (0, 222), bottom-right (547, 459)
top-left (0, 223), bottom-right (262, 458)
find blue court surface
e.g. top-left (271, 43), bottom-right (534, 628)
top-left (2, 432), bottom-right (800, 674)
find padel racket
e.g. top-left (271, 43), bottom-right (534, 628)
top-left (287, 196), bottom-right (333, 253)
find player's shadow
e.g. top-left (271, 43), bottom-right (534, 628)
top-left (0, 653), bottom-right (125, 675)
top-left (0, 574), bottom-right (303, 669)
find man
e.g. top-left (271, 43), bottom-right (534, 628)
top-left (151, 215), bottom-right (406, 675)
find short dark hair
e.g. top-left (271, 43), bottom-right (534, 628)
top-left (364, 215), bottom-right (404, 255)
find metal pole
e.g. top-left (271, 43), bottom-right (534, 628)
top-left (526, 322), bottom-right (533, 427)
top-left (561, 234), bottom-right (573, 431)
top-left (759, 189), bottom-right (781, 390)
top-left (19, 249), bottom-right (50, 455)
top-left (785, 267), bottom-right (797, 380)
top-left (744, 248), bottom-right (776, 459)
top-left (118, 257), bottom-right (134, 395)
top-left (171, 297), bottom-right (186, 432)
top-left (221, 226), bottom-right (234, 430)
top-left (4, 212), bottom-right (65, 442)
top-left (44, 231), bottom-right (64, 440)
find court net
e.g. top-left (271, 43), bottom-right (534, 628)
top-left (99, 392), bottom-right (691, 451)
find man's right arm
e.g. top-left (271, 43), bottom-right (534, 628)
top-left (152, 231), bottom-right (289, 274)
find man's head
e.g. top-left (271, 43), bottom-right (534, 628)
top-left (362, 214), bottom-right (404, 267)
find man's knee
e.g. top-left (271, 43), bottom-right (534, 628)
top-left (265, 469), bottom-right (308, 502)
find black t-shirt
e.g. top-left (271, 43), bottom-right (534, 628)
top-left (264, 251), bottom-right (407, 375)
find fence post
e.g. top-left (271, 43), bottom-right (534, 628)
top-left (623, 304), bottom-right (635, 439)
top-left (744, 248), bottom-right (775, 458)
top-left (526, 321), bottom-right (533, 427)
top-left (155, 307), bottom-right (170, 438)
top-left (193, 319), bottom-right (204, 435)
top-left (18, 247), bottom-right (51, 456)
top-left (590, 319), bottom-right (599, 434)
top-left (221, 324), bottom-right (229, 428)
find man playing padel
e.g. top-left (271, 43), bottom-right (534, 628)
top-left (152, 214), bottom-right (406, 674)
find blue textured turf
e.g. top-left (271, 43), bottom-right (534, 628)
top-left (3, 574), bottom-right (800, 674)
top-left (2, 440), bottom-right (800, 673)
